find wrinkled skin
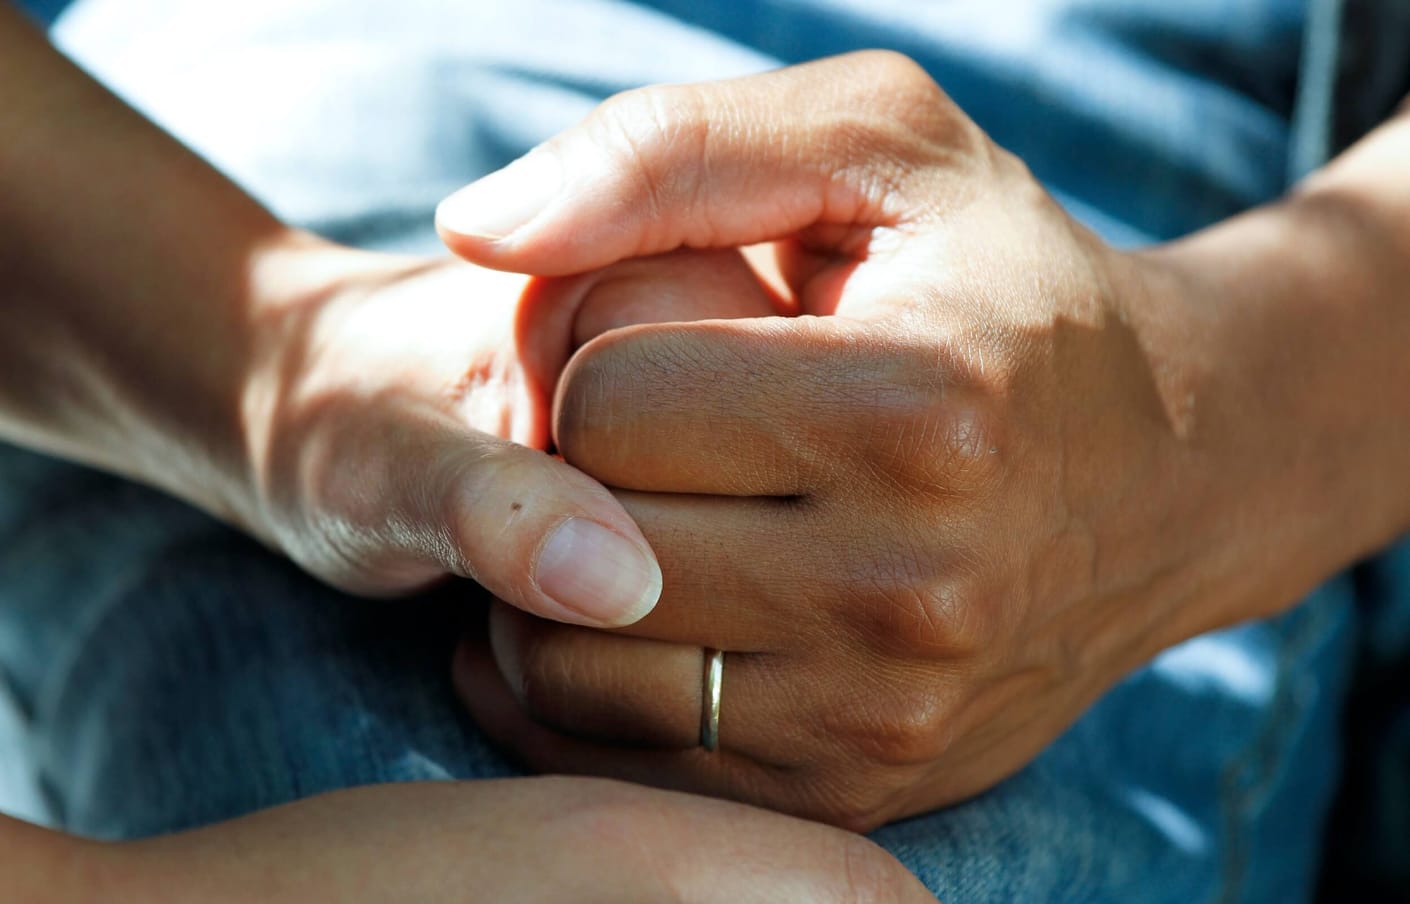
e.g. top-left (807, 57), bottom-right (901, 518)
top-left (442, 52), bottom-right (1362, 831)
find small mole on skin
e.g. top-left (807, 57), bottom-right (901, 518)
top-left (511, 502), bottom-right (522, 511)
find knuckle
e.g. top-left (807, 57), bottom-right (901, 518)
top-left (838, 545), bottom-right (997, 659)
top-left (867, 691), bottom-right (949, 767)
top-left (838, 572), bottom-right (939, 655)
top-left (931, 402), bottom-right (1006, 493)
top-left (590, 84), bottom-right (710, 223)
top-left (853, 50), bottom-right (943, 106)
top-left (862, 393), bottom-right (1007, 498)
top-left (905, 571), bottom-right (1004, 659)
top-left (842, 49), bottom-right (980, 155)
top-left (839, 335), bottom-right (1010, 498)
top-left (894, 581), bottom-right (976, 657)
top-left (806, 772), bottom-right (904, 833)
top-left (827, 681), bottom-right (949, 769)
top-left (598, 82), bottom-right (703, 144)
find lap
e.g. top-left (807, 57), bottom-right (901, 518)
top-left (0, 446), bottom-right (517, 837)
top-left (878, 587), bottom-right (1358, 902)
top-left (0, 443), bottom-right (1392, 902)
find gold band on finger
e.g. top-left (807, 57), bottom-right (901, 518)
top-left (700, 648), bottom-right (724, 752)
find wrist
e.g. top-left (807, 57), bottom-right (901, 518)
top-left (0, 816), bottom-right (121, 903)
top-left (103, 225), bottom-right (352, 543)
top-left (1129, 184), bottom-right (1410, 635)
top-left (0, 10), bottom-right (412, 548)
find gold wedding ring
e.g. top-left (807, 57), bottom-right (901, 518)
top-left (700, 648), bottom-right (724, 752)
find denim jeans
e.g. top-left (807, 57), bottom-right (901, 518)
top-left (2, 0), bottom-right (1406, 900)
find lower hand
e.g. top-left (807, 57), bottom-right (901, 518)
top-left (99, 778), bottom-right (931, 902)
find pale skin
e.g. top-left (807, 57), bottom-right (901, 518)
top-left (3, 778), bottom-right (929, 902)
top-left (0, 4), bottom-right (928, 900)
top-left (438, 55), bottom-right (1410, 830)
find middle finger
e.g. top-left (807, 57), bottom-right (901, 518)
top-left (603, 490), bottom-right (816, 652)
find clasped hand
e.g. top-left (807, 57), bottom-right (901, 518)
top-left (237, 50), bottom-right (1281, 834)
top-left (429, 52), bottom-right (1267, 830)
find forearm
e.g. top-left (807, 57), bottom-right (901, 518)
top-left (0, 3), bottom-right (346, 533)
top-left (1138, 103), bottom-right (1410, 633)
top-left (0, 813), bottom-right (114, 902)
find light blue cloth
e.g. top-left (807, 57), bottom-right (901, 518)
top-left (2, 0), bottom-right (1406, 900)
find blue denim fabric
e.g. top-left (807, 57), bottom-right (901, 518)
top-left (2, 1), bottom-right (1406, 900)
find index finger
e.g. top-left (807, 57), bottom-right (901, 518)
top-left (554, 315), bottom-right (926, 497)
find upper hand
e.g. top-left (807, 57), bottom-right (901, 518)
top-left (438, 52), bottom-right (1302, 829)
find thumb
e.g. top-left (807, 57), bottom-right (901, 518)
top-left (324, 407), bottom-right (662, 628)
top-left (436, 51), bottom-right (969, 276)
top-left (432, 430), bottom-right (662, 628)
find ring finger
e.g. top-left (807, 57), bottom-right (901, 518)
top-left (471, 601), bottom-right (814, 765)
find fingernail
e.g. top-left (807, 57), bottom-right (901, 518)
top-left (536, 518), bottom-right (662, 626)
top-left (436, 149), bottom-right (561, 240)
